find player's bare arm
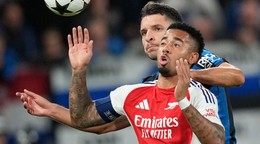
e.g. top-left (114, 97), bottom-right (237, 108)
top-left (68, 26), bottom-right (107, 129)
top-left (69, 69), bottom-right (106, 128)
top-left (182, 106), bottom-right (225, 144)
top-left (190, 62), bottom-right (245, 87)
top-left (16, 90), bottom-right (130, 134)
top-left (175, 58), bottom-right (225, 144)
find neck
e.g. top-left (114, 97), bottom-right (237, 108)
top-left (157, 74), bottom-right (178, 89)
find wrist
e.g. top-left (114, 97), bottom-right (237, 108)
top-left (72, 68), bottom-right (87, 73)
top-left (178, 97), bottom-right (191, 110)
top-left (49, 103), bottom-right (59, 117)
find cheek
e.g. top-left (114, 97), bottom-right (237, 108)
top-left (142, 39), bottom-right (147, 51)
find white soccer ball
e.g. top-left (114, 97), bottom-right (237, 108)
top-left (44, 0), bottom-right (91, 16)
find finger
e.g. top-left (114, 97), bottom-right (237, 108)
top-left (20, 94), bottom-right (27, 103)
top-left (23, 102), bottom-right (28, 109)
top-left (16, 92), bottom-right (20, 97)
top-left (27, 109), bottom-right (33, 115)
top-left (72, 27), bottom-right (78, 45)
top-left (24, 89), bottom-right (39, 99)
top-left (87, 40), bottom-right (94, 55)
top-left (83, 28), bottom-right (89, 44)
top-left (26, 97), bottom-right (34, 110)
top-left (67, 34), bottom-right (73, 48)
top-left (182, 59), bottom-right (190, 83)
top-left (179, 58), bottom-right (186, 81)
top-left (179, 58), bottom-right (187, 79)
top-left (77, 26), bottom-right (83, 43)
top-left (176, 59), bottom-right (180, 75)
top-left (183, 59), bottom-right (190, 76)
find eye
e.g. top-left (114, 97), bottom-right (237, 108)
top-left (174, 41), bottom-right (182, 47)
top-left (160, 41), bottom-right (166, 46)
top-left (140, 30), bottom-right (147, 36)
top-left (174, 43), bottom-right (180, 47)
top-left (155, 27), bottom-right (162, 31)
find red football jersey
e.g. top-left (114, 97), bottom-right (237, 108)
top-left (109, 80), bottom-right (223, 144)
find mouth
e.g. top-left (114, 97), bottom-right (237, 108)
top-left (146, 44), bottom-right (158, 52)
top-left (158, 55), bottom-right (168, 66)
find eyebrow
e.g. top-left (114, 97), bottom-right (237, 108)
top-left (161, 35), bottom-right (184, 43)
top-left (161, 36), bottom-right (167, 41)
top-left (173, 37), bottom-right (183, 43)
top-left (140, 24), bottom-right (163, 34)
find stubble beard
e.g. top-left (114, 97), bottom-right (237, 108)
top-left (158, 67), bottom-right (171, 77)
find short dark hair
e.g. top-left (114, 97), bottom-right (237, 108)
top-left (141, 1), bottom-right (182, 23)
top-left (167, 22), bottom-right (204, 59)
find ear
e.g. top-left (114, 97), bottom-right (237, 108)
top-left (188, 52), bottom-right (199, 65)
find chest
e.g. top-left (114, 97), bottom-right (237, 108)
top-left (122, 87), bottom-right (192, 143)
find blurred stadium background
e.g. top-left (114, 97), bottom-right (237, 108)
top-left (0, 0), bottom-right (259, 143)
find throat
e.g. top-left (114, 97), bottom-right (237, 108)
top-left (156, 76), bottom-right (178, 89)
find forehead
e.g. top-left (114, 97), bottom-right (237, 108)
top-left (164, 29), bottom-right (190, 40)
top-left (140, 14), bottom-right (172, 29)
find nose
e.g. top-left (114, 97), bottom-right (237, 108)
top-left (162, 43), bottom-right (170, 54)
top-left (162, 47), bottom-right (169, 54)
top-left (145, 30), bottom-right (154, 42)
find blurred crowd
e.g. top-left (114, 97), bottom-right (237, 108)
top-left (0, 0), bottom-right (259, 143)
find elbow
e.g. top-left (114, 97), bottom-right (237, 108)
top-left (214, 125), bottom-right (225, 144)
top-left (94, 131), bottom-right (108, 135)
top-left (225, 70), bottom-right (245, 87)
top-left (234, 70), bottom-right (245, 87)
top-left (202, 124), bottom-right (225, 144)
top-left (70, 115), bottom-right (91, 129)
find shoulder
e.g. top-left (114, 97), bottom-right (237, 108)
top-left (189, 79), bottom-right (214, 96)
top-left (141, 73), bottom-right (159, 83)
top-left (111, 83), bottom-right (155, 96)
top-left (193, 48), bottom-right (227, 69)
top-left (189, 79), bottom-right (217, 104)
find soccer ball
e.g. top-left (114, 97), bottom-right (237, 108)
top-left (44, 0), bottom-right (91, 16)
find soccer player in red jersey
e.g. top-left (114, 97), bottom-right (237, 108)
top-left (17, 2), bottom-right (243, 143)
top-left (65, 22), bottom-right (225, 143)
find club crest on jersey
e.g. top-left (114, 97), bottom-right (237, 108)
top-left (164, 102), bottom-right (178, 110)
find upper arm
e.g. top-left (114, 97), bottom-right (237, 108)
top-left (189, 83), bottom-right (223, 127)
top-left (218, 62), bottom-right (237, 68)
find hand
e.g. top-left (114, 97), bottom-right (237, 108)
top-left (16, 89), bottom-right (53, 117)
top-left (67, 26), bottom-right (93, 71)
top-left (175, 58), bottom-right (190, 101)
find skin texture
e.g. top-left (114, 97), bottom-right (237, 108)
top-left (156, 29), bottom-right (224, 143)
top-left (16, 13), bottom-right (244, 135)
top-left (64, 25), bottom-right (225, 143)
top-left (17, 25), bottom-right (226, 143)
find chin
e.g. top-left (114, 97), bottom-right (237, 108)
top-left (147, 54), bottom-right (157, 61)
top-left (158, 67), bottom-right (171, 77)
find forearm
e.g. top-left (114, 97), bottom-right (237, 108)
top-left (49, 104), bottom-right (73, 126)
top-left (69, 69), bottom-right (103, 128)
top-left (47, 104), bottom-right (126, 134)
top-left (191, 66), bottom-right (245, 87)
top-left (182, 105), bottom-right (225, 144)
